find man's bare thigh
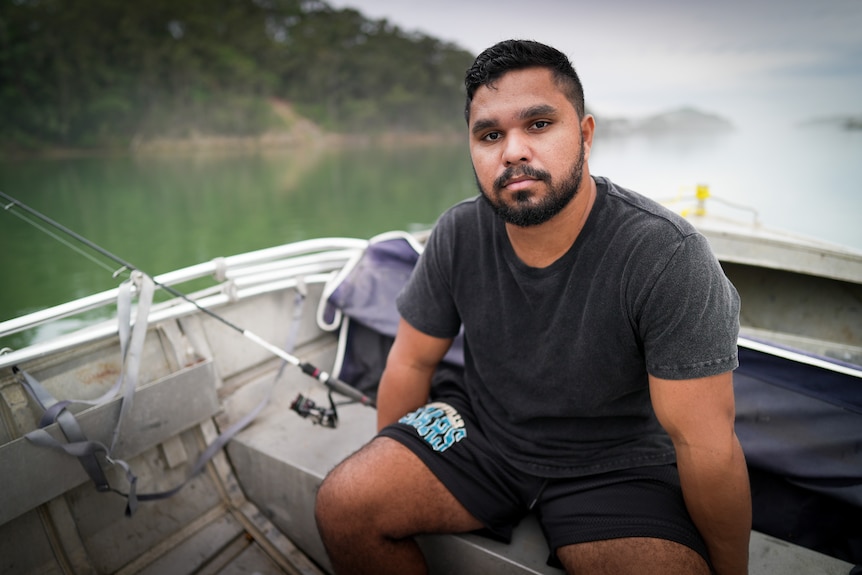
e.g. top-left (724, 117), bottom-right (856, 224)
top-left (557, 537), bottom-right (710, 575)
top-left (319, 436), bottom-right (484, 537)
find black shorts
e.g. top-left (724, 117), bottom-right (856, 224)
top-left (378, 384), bottom-right (710, 568)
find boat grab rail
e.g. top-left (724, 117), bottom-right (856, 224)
top-left (0, 238), bottom-right (367, 341)
top-left (658, 184), bottom-right (760, 225)
top-left (0, 271), bottom-right (337, 371)
top-left (223, 250), bottom-right (359, 283)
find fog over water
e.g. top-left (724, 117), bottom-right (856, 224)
top-left (330, 0), bottom-right (862, 250)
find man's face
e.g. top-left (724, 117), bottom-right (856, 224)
top-left (468, 67), bottom-right (590, 227)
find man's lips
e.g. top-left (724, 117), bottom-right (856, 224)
top-left (502, 176), bottom-right (537, 191)
top-left (493, 165), bottom-right (550, 191)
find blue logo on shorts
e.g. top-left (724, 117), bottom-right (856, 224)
top-left (399, 402), bottom-right (467, 453)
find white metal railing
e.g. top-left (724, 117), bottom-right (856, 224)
top-left (0, 238), bottom-right (367, 369)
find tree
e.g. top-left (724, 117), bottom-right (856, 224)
top-left (0, 0), bottom-right (474, 152)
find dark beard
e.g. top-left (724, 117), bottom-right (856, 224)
top-left (477, 143), bottom-right (585, 227)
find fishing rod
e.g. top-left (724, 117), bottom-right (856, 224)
top-left (0, 191), bottom-right (375, 408)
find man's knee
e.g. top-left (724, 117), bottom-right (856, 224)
top-left (314, 465), bottom-right (342, 529)
top-left (315, 437), bottom-right (401, 537)
top-left (315, 450), bottom-right (368, 535)
top-left (316, 435), bottom-right (486, 541)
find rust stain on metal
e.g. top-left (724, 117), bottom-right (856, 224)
top-left (76, 362), bottom-right (122, 386)
top-left (184, 356), bottom-right (206, 368)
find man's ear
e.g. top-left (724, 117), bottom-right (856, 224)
top-left (581, 114), bottom-right (596, 160)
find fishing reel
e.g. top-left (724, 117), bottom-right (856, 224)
top-left (291, 392), bottom-right (339, 428)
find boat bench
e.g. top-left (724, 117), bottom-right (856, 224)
top-left (225, 340), bottom-right (855, 575)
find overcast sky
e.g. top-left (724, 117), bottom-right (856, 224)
top-left (327, 0), bottom-right (862, 124)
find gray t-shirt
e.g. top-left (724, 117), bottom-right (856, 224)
top-left (397, 176), bottom-right (740, 477)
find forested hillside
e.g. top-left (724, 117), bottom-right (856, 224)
top-left (0, 0), bottom-right (476, 152)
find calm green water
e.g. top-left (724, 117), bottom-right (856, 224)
top-left (3, 121), bottom-right (862, 351)
top-left (0, 142), bottom-right (476, 349)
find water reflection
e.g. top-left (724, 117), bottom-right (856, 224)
top-left (2, 122), bottom-right (860, 349)
top-left (0, 142), bottom-right (476, 348)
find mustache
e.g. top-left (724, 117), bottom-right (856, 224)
top-left (493, 165), bottom-right (551, 191)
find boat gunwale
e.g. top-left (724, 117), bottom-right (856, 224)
top-left (0, 238), bottom-right (368, 340)
top-left (0, 240), bottom-right (367, 371)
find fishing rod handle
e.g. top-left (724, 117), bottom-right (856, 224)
top-left (299, 363), bottom-right (375, 407)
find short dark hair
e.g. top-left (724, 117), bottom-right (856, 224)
top-left (464, 39), bottom-right (585, 122)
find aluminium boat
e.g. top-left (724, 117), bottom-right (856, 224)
top-left (0, 197), bottom-right (859, 574)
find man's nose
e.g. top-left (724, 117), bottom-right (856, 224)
top-left (502, 132), bottom-right (531, 166)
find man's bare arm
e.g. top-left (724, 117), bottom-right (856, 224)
top-left (650, 372), bottom-right (751, 575)
top-left (376, 318), bottom-right (453, 431)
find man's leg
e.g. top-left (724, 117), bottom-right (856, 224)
top-left (539, 465), bottom-right (713, 575)
top-left (315, 436), bottom-right (485, 575)
top-left (556, 538), bottom-right (710, 575)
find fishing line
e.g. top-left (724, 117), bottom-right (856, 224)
top-left (3, 203), bottom-right (118, 274)
top-left (0, 190), bottom-right (375, 408)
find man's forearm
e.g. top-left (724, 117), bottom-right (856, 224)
top-left (376, 363), bottom-right (433, 431)
top-left (677, 434), bottom-right (751, 575)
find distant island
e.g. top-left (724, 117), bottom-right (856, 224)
top-left (799, 115), bottom-right (862, 131)
top-left (595, 107), bottom-right (734, 138)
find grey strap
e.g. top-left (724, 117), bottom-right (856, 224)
top-left (125, 284), bottom-right (309, 506)
top-left (110, 273), bottom-right (154, 453)
top-left (18, 276), bottom-right (307, 516)
top-left (17, 368), bottom-right (111, 492)
top-left (19, 274), bottom-right (154, 514)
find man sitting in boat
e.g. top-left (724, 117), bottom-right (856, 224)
top-left (315, 39), bottom-right (751, 575)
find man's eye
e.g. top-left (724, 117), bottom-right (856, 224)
top-left (482, 132), bottom-right (501, 141)
top-left (533, 120), bottom-right (550, 129)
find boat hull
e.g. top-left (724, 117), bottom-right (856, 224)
top-left (0, 235), bottom-right (858, 573)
